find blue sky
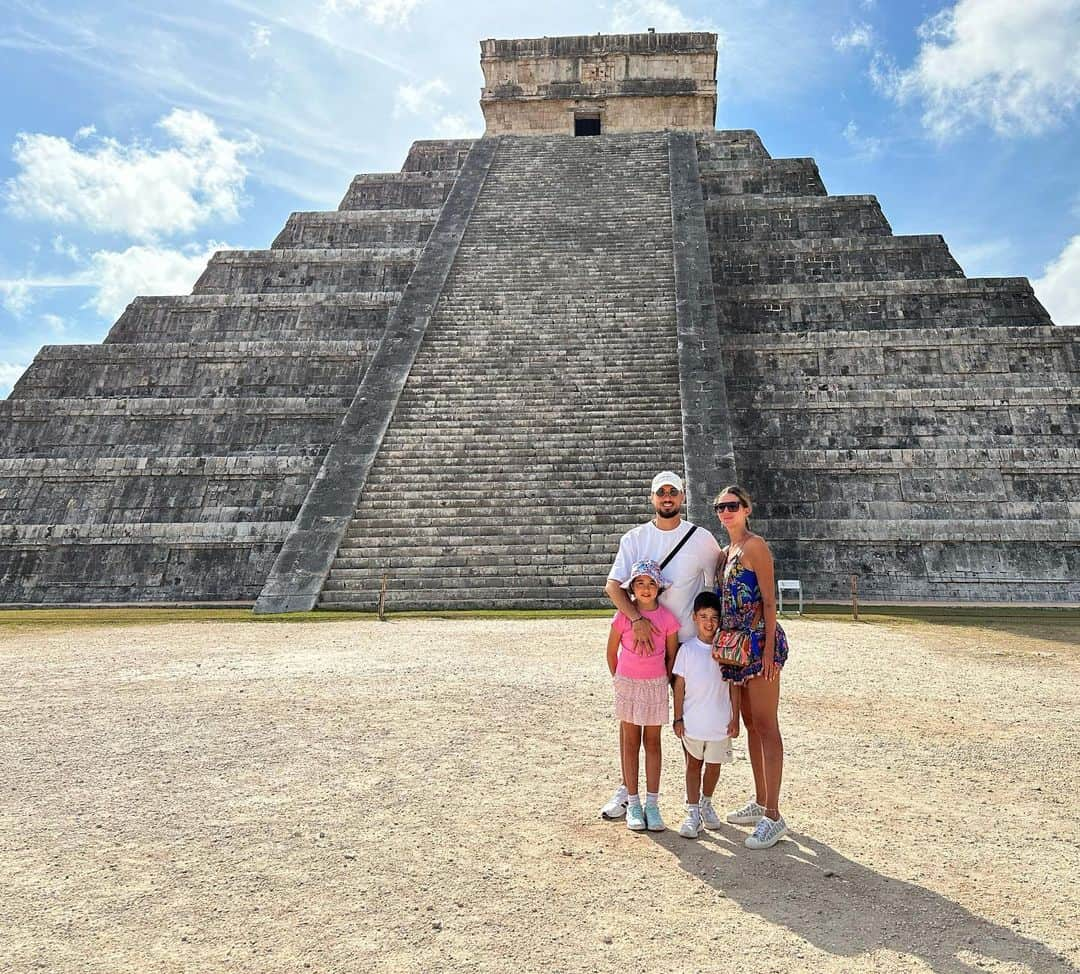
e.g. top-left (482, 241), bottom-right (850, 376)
top-left (2, 0), bottom-right (1079, 394)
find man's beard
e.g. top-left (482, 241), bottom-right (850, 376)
top-left (655, 506), bottom-right (681, 520)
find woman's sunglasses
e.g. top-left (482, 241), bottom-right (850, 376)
top-left (713, 501), bottom-right (745, 513)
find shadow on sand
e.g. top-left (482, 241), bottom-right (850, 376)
top-left (654, 825), bottom-right (1075, 973)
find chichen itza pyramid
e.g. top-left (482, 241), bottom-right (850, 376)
top-left (1, 31), bottom-right (1077, 610)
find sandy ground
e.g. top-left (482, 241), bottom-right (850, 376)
top-left (0, 614), bottom-right (1078, 974)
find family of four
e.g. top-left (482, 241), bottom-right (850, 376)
top-left (601, 471), bottom-right (791, 849)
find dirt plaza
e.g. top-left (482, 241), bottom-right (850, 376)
top-left (1, 611), bottom-right (1077, 973)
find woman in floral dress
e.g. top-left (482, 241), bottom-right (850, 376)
top-left (713, 484), bottom-right (790, 850)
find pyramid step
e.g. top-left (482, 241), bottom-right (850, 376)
top-left (9, 340), bottom-right (374, 400)
top-left (193, 248), bottom-right (418, 295)
top-left (401, 139), bottom-right (475, 172)
top-left (705, 194), bottom-right (891, 240)
top-left (337, 171), bottom-right (459, 210)
top-left (105, 292), bottom-right (398, 343)
top-left (713, 234), bottom-right (961, 286)
top-left (272, 209), bottom-right (440, 249)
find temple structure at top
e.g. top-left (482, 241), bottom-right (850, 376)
top-left (480, 31), bottom-right (718, 135)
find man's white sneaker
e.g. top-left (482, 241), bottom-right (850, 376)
top-left (678, 807), bottom-right (702, 838)
top-left (726, 798), bottom-right (766, 825)
top-left (744, 815), bottom-right (788, 850)
top-left (698, 798), bottom-right (723, 830)
top-left (600, 787), bottom-right (629, 820)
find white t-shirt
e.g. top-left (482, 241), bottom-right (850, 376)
top-left (672, 637), bottom-right (733, 741)
top-left (608, 519), bottom-right (722, 642)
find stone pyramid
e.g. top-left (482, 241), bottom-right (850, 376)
top-left (1, 32), bottom-right (1076, 610)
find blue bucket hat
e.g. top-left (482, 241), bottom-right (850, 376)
top-left (620, 558), bottom-right (671, 594)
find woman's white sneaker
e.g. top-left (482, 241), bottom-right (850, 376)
top-left (726, 798), bottom-right (766, 825)
top-left (744, 815), bottom-right (788, 850)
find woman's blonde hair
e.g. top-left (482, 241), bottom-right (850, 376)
top-left (714, 484), bottom-right (752, 509)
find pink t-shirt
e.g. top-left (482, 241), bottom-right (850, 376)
top-left (612, 604), bottom-right (681, 680)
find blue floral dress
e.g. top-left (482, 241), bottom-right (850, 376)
top-left (715, 550), bottom-right (789, 685)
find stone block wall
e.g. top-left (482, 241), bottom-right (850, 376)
top-left (699, 129), bottom-right (1080, 603)
top-left (2, 119), bottom-right (1077, 607)
top-left (481, 32), bottom-right (717, 134)
top-left (0, 141), bottom-right (473, 603)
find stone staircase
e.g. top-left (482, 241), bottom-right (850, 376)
top-left (318, 134), bottom-right (685, 610)
top-left (699, 131), bottom-right (1080, 602)
top-left (0, 141), bottom-right (472, 603)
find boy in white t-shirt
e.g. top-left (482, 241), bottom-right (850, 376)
top-left (671, 590), bottom-right (741, 839)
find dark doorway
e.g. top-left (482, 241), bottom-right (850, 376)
top-left (574, 116), bottom-right (601, 136)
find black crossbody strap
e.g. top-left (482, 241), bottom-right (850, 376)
top-left (659, 524), bottom-right (698, 571)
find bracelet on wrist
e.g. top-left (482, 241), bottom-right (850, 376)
top-left (673, 717), bottom-right (684, 724)
top-left (629, 616), bottom-right (643, 624)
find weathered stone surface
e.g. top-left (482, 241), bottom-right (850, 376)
top-left (1, 30), bottom-right (1077, 607)
top-left (480, 32), bottom-right (717, 135)
top-left (0, 142), bottom-right (458, 603)
top-left (254, 137), bottom-right (501, 613)
top-left (668, 131), bottom-right (737, 524)
top-left (316, 133), bottom-right (688, 611)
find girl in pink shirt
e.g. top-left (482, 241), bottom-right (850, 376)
top-left (605, 558), bottom-right (681, 831)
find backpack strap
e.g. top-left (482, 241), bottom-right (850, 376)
top-left (659, 524), bottom-right (698, 571)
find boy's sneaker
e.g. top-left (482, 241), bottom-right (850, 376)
top-left (626, 804), bottom-right (647, 832)
top-left (698, 797), bottom-right (723, 830)
top-left (600, 786), bottom-right (629, 820)
top-left (744, 815), bottom-right (788, 850)
top-left (678, 807), bottom-right (702, 838)
top-left (644, 802), bottom-right (666, 832)
top-left (727, 798), bottom-right (766, 825)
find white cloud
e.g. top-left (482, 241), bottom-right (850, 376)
top-left (869, 50), bottom-right (902, 97)
top-left (5, 109), bottom-right (258, 240)
top-left (392, 79), bottom-right (481, 138)
top-left (86, 241), bottom-right (230, 320)
top-left (51, 234), bottom-right (80, 261)
top-left (842, 120), bottom-right (883, 160)
top-left (246, 22), bottom-right (272, 57)
top-left (0, 241), bottom-right (229, 323)
top-left (0, 281), bottom-right (33, 317)
top-left (609, 0), bottom-right (716, 32)
top-left (41, 312), bottom-right (67, 335)
top-left (432, 113), bottom-right (481, 139)
top-left (950, 237), bottom-right (1014, 276)
top-left (1034, 234), bottom-right (1080, 325)
top-left (893, 0), bottom-right (1080, 138)
top-left (834, 22), bottom-right (875, 51)
top-left (394, 78), bottom-right (450, 118)
top-left (322, 0), bottom-right (423, 27)
top-left (0, 361), bottom-right (28, 397)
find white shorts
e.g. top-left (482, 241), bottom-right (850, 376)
top-left (682, 735), bottom-right (733, 764)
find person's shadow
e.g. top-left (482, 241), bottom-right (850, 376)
top-left (655, 825), bottom-right (1075, 973)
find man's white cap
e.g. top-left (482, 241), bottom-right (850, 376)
top-left (651, 471), bottom-right (684, 493)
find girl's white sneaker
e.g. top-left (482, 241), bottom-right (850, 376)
top-left (744, 815), bottom-right (788, 850)
top-left (726, 798), bottom-right (766, 825)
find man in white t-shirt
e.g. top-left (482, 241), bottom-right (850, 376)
top-left (599, 470), bottom-right (722, 820)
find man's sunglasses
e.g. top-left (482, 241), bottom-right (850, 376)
top-left (714, 501), bottom-right (745, 513)
top-left (654, 488), bottom-right (681, 497)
